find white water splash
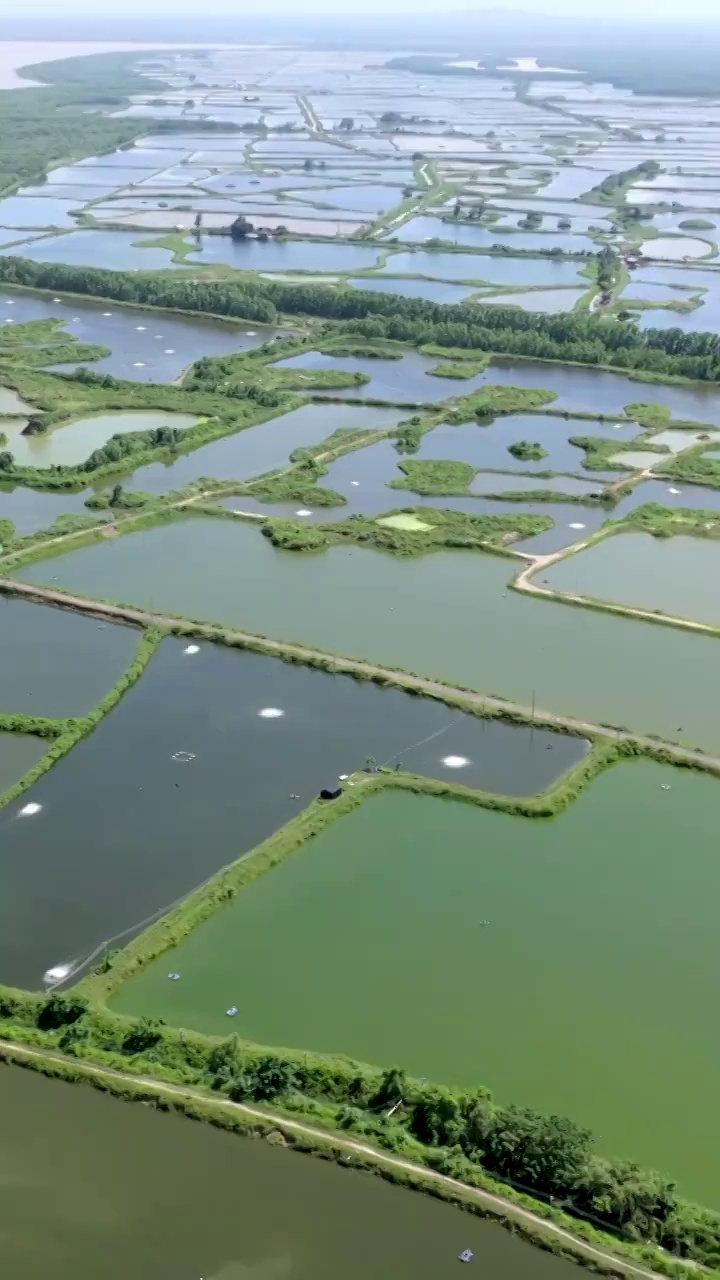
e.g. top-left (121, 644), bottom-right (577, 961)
top-left (258, 707), bottom-right (284, 719)
top-left (442, 755), bottom-right (469, 769)
top-left (18, 802), bottom-right (42, 817)
top-left (43, 963), bottom-right (72, 985)
top-left (183, 644), bottom-right (200, 655)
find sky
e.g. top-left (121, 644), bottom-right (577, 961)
top-left (6, 0), bottom-right (720, 21)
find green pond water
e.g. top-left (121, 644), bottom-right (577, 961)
top-left (0, 1066), bottom-right (588, 1280)
top-left (0, 731), bottom-right (47, 791)
top-left (115, 766), bottom-right (720, 1204)
top-left (545, 533), bottom-right (720, 624)
top-left (16, 515), bottom-right (720, 751)
top-left (3, 410), bottom-right (199, 468)
top-left (0, 598), bottom-right (139, 717)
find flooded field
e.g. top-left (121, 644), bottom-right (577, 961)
top-left (0, 1065), bottom-right (590, 1280)
top-left (115, 766), bottom-right (720, 1202)
top-left (544, 533), bottom-right (720, 624)
top-left (15, 515), bottom-right (720, 750)
top-left (0, 598), bottom-right (138, 717)
top-left (0, 636), bottom-right (581, 989)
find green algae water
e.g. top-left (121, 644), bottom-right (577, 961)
top-left (544, 533), bottom-right (720, 625)
top-left (0, 1065), bottom-right (589, 1280)
top-left (16, 516), bottom-right (720, 750)
top-left (115, 762), bottom-right (720, 1204)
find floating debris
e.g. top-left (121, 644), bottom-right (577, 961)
top-left (458, 1249), bottom-right (474, 1263)
top-left (350, 480), bottom-right (360, 486)
top-left (168, 972), bottom-right (181, 981)
top-left (661, 783), bottom-right (671, 791)
top-left (226, 1006), bottom-right (238, 1017)
top-left (18, 802), bottom-right (42, 817)
top-left (338, 773), bottom-right (349, 780)
top-left (183, 644), bottom-right (200, 655)
top-left (258, 707), bottom-right (284, 719)
top-left (172, 750), bottom-right (196, 763)
top-left (442, 755), bottom-right (470, 769)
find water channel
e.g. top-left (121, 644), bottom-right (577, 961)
top-left (0, 1065), bottom-right (590, 1280)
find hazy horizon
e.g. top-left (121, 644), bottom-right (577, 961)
top-left (5, 1), bottom-right (720, 24)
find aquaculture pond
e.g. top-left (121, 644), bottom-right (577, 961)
top-left (0, 484), bottom-right (91, 536)
top-left (415, 415), bottom-right (634, 477)
top-left (4, 410), bottom-right (199, 469)
top-left (115, 767), bottom-right (720, 1203)
top-left (111, 403), bottom-right (404, 496)
top-left (544, 533), bottom-right (720, 624)
top-left (17, 516), bottom-right (720, 751)
top-left (184, 236), bottom-right (382, 272)
top-left (0, 1067), bottom-right (589, 1280)
top-left (0, 386), bottom-right (34, 414)
top-left (0, 637), bottom-right (581, 990)
top-left (395, 216), bottom-right (595, 254)
top-left (0, 598), bottom-right (139, 717)
top-left (0, 290), bottom-right (280, 382)
top-left (0, 732), bottom-right (47, 793)
top-left (0, 230), bottom-right (179, 271)
top-left (273, 350), bottom-right (491, 402)
top-left (478, 358), bottom-right (720, 422)
top-left (378, 250), bottom-right (585, 287)
top-left (348, 275), bottom-right (477, 303)
top-left (483, 288), bottom-right (586, 312)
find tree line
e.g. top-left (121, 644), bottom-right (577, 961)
top-left (1, 254), bottom-right (720, 381)
top-left (22, 990), bottom-right (720, 1268)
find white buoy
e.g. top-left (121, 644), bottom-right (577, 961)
top-left (667, 486), bottom-right (680, 495)
top-left (53, 297), bottom-right (62, 303)
top-left (102, 312), bottom-right (113, 317)
top-left (568, 522), bottom-right (586, 530)
top-left (133, 362), bottom-right (146, 367)
top-left (295, 508), bottom-right (313, 517)
top-left (442, 755), bottom-right (470, 769)
top-left (258, 707), bottom-right (284, 719)
top-left (135, 325), bottom-right (147, 331)
top-left (183, 644), bottom-right (200, 655)
top-left (350, 480), bottom-right (360, 486)
top-left (4, 299), bottom-right (13, 304)
top-left (245, 331), bottom-right (257, 336)
top-left (164, 348), bottom-right (176, 354)
top-left (4, 318), bottom-right (12, 323)
top-left (154, 334), bottom-right (164, 339)
top-left (18, 802), bottom-right (42, 817)
top-left (338, 773), bottom-right (350, 780)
